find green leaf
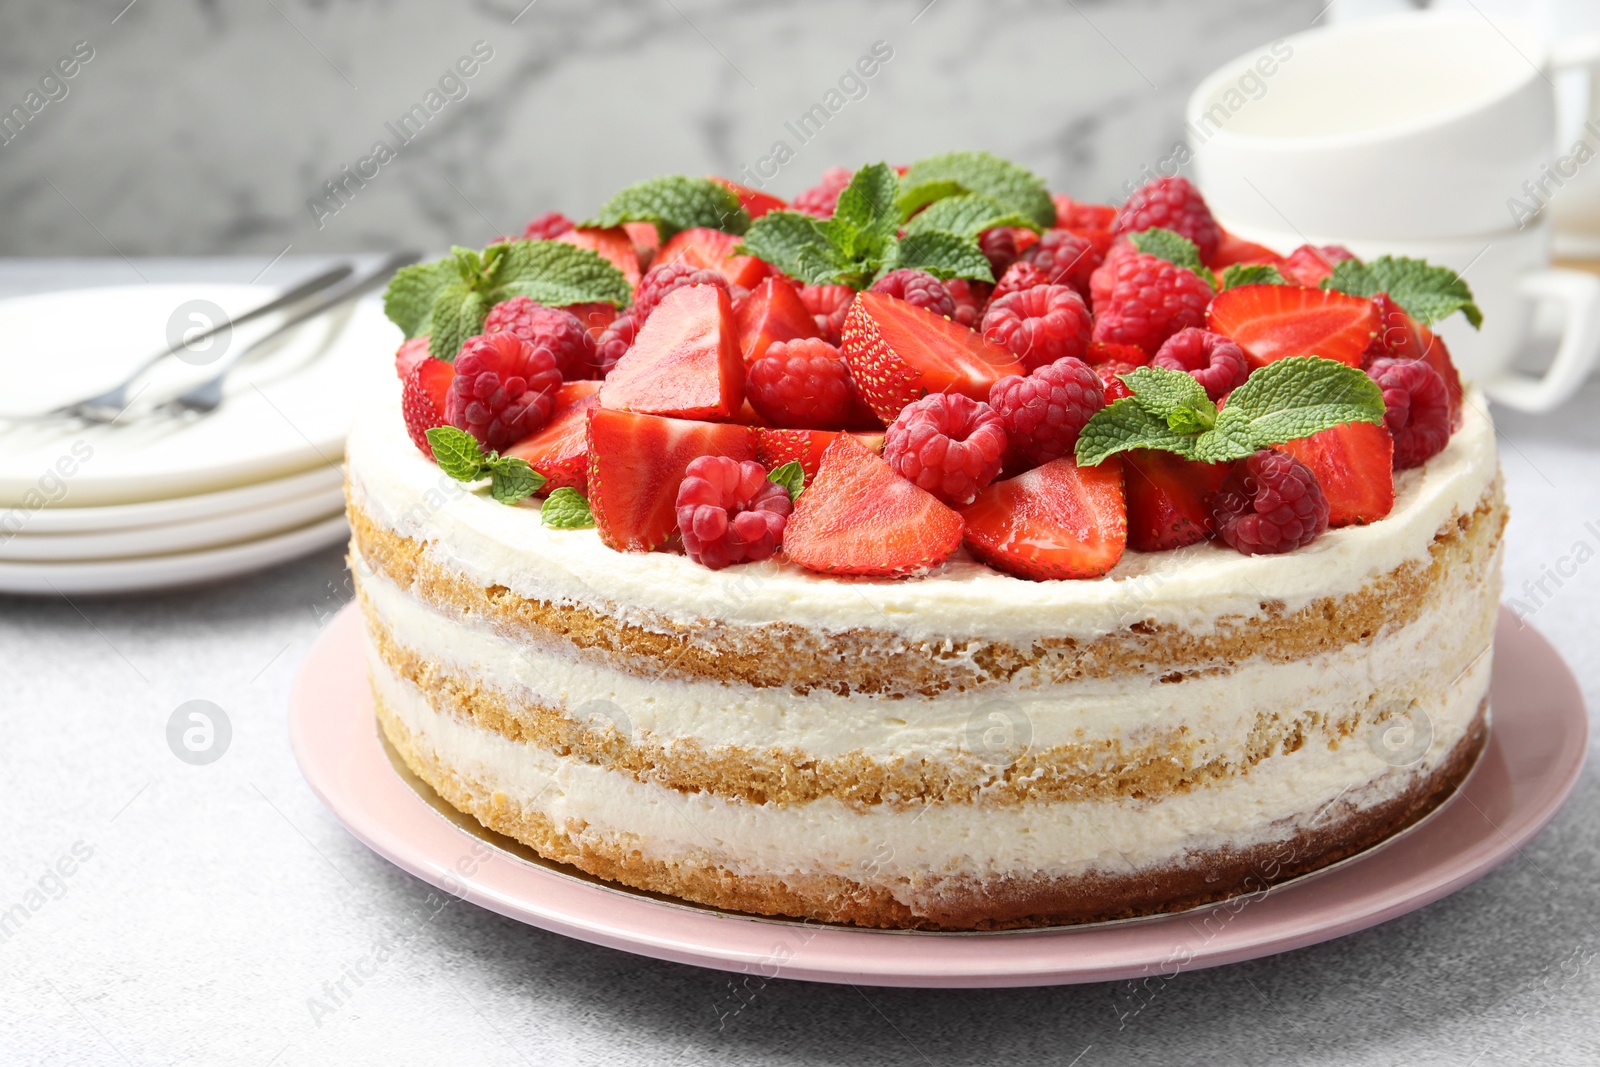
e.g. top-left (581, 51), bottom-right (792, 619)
top-left (1205, 356), bottom-right (1386, 457)
top-left (1076, 397), bottom-right (1202, 466)
top-left (383, 260), bottom-right (456, 339)
top-left (1220, 263), bottom-right (1288, 290)
top-left (894, 179), bottom-right (968, 221)
top-left (1323, 255), bottom-right (1482, 329)
top-left (426, 426), bottom-right (488, 482)
top-left (901, 193), bottom-right (1041, 238)
top-left (735, 210), bottom-right (841, 286)
top-left (1121, 366), bottom-right (1213, 423)
top-left (900, 150), bottom-right (1056, 228)
top-left (821, 162), bottom-right (901, 261)
top-left (1129, 228), bottom-right (1211, 283)
top-left (485, 456), bottom-right (545, 505)
top-left (767, 460), bottom-right (805, 502)
top-left (586, 175), bottom-right (749, 241)
top-left (541, 487), bottom-right (596, 529)
top-left (487, 239), bottom-right (634, 309)
top-left (891, 230), bottom-right (995, 283)
top-left (426, 281), bottom-right (492, 361)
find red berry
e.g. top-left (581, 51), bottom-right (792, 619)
top-left (1151, 328), bottom-right (1249, 402)
top-left (483, 296), bottom-right (597, 381)
top-left (1278, 422), bottom-right (1394, 527)
top-left (522, 212), bottom-right (575, 240)
top-left (746, 339), bottom-right (863, 429)
top-left (978, 227), bottom-right (1020, 278)
top-left (401, 358), bottom-right (455, 457)
top-left (445, 332), bottom-right (563, 451)
top-left (988, 356), bottom-right (1105, 466)
top-left (883, 393), bottom-right (1008, 507)
top-left (1212, 449), bottom-right (1330, 555)
top-left (1085, 341), bottom-right (1149, 367)
top-left (944, 278), bottom-right (991, 329)
top-left (798, 283), bottom-right (856, 345)
top-left (1281, 244), bottom-right (1357, 288)
top-left (504, 381), bottom-right (602, 493)
top-left (870, 269), bottom-right (956, 318)
top-left (990, 262), bottom-right (1049, 305)
top-left (735, 275), bottom-right (820, 365)
top-left (594, 310), bottom-right (642, 378)
top-left (960, 457), bottom-right (1127, 580)
top-left (1021, 229), bottom-right (1102, 299)
top-left (1114, 176), bottom-right (1221, 263)
top-left (675, 457), bottom-right (792, 569)
top-left (1088, 240), bottom-right (1137, 311)
top-left (982, 284), bottom-right (1092, 372)
top-left (1090, 251), bottom-right (1213, 355)
top-left (1207, 285), bottom-right (1380, 370)
top-left (791, 167), bottom-right (852, 218)
top-left (1367, 357), bottom-right (1452, 469)
top-left (395, 336), bottom-right (432, 380)
top-left (557, 227), bottom-right (642, 288)
top-left (633, 261), bottom-right (728, 322)
top-left (1052, 194), bottom-right (1117, 232)
top-left (1095, 360), bottom-right (1143, 401)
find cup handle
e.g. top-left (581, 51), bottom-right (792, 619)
top-left (1482, 268), bottom-right (1600, 412)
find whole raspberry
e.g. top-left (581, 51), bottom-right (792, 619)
top-left (633, 262), bottom-right (728, 322)
top-left (1089, 240), bottom-right (1139, 310)
top-left (870, 269), bottom-right (956, 318)
top-left (1097, 360), bottom-right (1141, 401)
top-left (1151, 328), bottom-right (1249, 402)
top-left (675, 456), bottom-right (793, 569)
top-left (944, 278), bottom-right (991, 329)
top-left (988, 356), bottom-right (1105, 466)
top-left (446, 332), bottom-right (562, 451)
top-left (593, 310), bottom-right (642, 378)
top-left (483, 296), bottom-right (596, 380)
top-left (978, 227), bottom-right (1020, 278)
top-left (1091, 251), bottom-right (1213, 354)
top-left (884, 393), bottom-right (1008, 506)
top-left (1021, 229), bottom-right (1102, 299)
top-left (1212, 449), bottom-right (1330, 555)
top-left (1367, 357), bottom-right (1451, 469)
top-left (522, 212), bottom-right (575, 241)
top-left (982, 284), bottom-right (1092, 372)
top-left (791, 167), bottom-right (852, 218)
top-left (1113, 176), bottom-right (1221, 263)
top-left (746, 339), bottom-right (862, 429)
top-left (991, 261), bottom-right (1049, 305)
top-left (798, 283), bottom-right (855, 345)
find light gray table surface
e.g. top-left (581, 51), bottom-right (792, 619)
top-left (2, 259), bottom-right (1597, 1067)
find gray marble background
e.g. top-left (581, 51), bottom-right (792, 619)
top-left (0, 0), bottom-right (1323, 258)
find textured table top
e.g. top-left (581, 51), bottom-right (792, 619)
top-left (1, 259), bottom-right (1596, 1067)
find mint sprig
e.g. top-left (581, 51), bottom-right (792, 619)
top-left (1075, 358), bottom-right (1386, 466)
top-left (425, 426), bottom-right (546, 505)
top-left (1129, 228), bottom-right (1215, 288)
top-left (767, 460), bottom-right (805, 502)
top-left (1220, 263), bottom-right (1288, 290)
top-left (897, 150), bottom-right (1056, 229)
top-left (585, 175), bottom-right (749, 241)
top-left (1322, 256), bottom-right (1483, 329)
top-left (541, 486), bottom-right (595, 529)
top-left (901, 193), bottom-right (1042, 238)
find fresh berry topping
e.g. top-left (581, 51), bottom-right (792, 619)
top-left (710, 177), bottom-right (787, 219)
top-left (991, 261), bottom-right (1050, 304)
top-left (1088, 240), bottom-right (1137, 311)
top-left (869, 269), bottom-right (957, 318)
top-left (1211, 449), bottom-right (1330, 555)
top-left (755, 427), bottom-right (884, 480)
top-left (1096, 360), bottom-right (1142, 401)
top-left (560, 301), bottom-right (619, 343)
top-left (978, 227), bottom-right (1020, 278)
top-left (1208, 230), bottom-right (1288, 271)
top-left (504, 381), bottom-right (602, 493)
top-left (1085, 341), bottom-right (1149, 367)
top-left (657, 226), bottom-right (769, 289)
top-left (585, 408), bottom-right (756, 552)
top-left (1277, 422), bottom-right (1394, 527)
top-left (1281, 244), bottom-right (1357, 288)
top-left (960, 456), bottom-right (1127, 580)
top-left (782, 432), bottom-right (964, 577)
top-left (1052, 194), bottom-right (1117, 232)
top-left (987, 356), bottom-right (1105, 466)
top-left (623, 221), bottom-right (659, 270)
top-left (1363, 294), bottom-right (1463, 424)
top-left (883, 393), bottom-right (1008, 507)
top-left (401, 358), bottom-right (455, 457)
top-left (746, 339), bottom-right (864, 429)
top-left (445, 332), bottom-right (562, 451)
top-left (1366, 357), bottom-right (1452, 469)
top-left (1206, 285), bottom-right (1380, 369)
top-left (1122, 449), bottom-right (1229, 551)
top-left (735, 275), bottom-right (821, 365)
top-left (944, 278), bottom-right (991, 329)
top-left (798, 283), bottom-right (856, 345)
top-left (594, 310), bottom-right (642, 377)
top-left (1113, 176), bottom-right (1221, 263)
top-left (791, 167), bottom-right (852, 218)
top-left (1090, 251), bottom-right (1212, 355)
top-left (841, 290), bottom-right (1023, 424)
top-left (981, 284), bottom-right (1092, 373)
top-left (483, 296), bottom-right (597, 380)
top-left (675, 457), bottom-right (792, 569)
top-left (1021, 229), bottom-right (1102, 298)
top-left (555, 226), bottom-right (642, 288)
top-left (395, 336), bottom-right (432, 380)
top-left (633, 261), bottom-right (729, 322)
top-left (1151, 328), bottom-right (1249, 402)
top-left (522, 212), bottom-right (575, 241)
top-left (600, 285), bottom-right (744, 421)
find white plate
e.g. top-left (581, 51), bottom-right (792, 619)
top-left (0, 484), bottom-right (346, 561)
top-left (0, 284), bottom-right (396, 507)
top-left (9, 463), bottom-right (344, 534)
top-left (0, 514), bottom-right (349, 596)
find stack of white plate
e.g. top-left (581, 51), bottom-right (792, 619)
top-left (0, 282), bottom-right (395, 595)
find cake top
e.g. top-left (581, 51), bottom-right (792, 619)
top-left (379, 152), bottom-right (1484, 583)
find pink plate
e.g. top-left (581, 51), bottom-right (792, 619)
top-left (290, 605), bottom-right (1587, 988)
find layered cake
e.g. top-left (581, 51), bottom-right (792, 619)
top-left (348, 157), bottom-right (1502, 929)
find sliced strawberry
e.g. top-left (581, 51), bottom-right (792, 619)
top-left (710, 176), bottom-right (787, 219)
top-left (735, 275), bottom-right (820, 366)
top-left (1368, 294), bottom-right (1463, 429)
top-left (402, 359), bottom-right (455, 457)
top-left (1052, 194), bottom-right (1117, 232)
top-left (657, 226), bottom-right (770, 290)
top-left (556, 226), bottom-right (642, 288)
top-left (783, 433), bottom-right (962, 577)
top-left (1207, 285), bottom-right (1380, 369)
top-left (960, 457), bottom-right (1127, 580)
top-left (1085, 341), bottom-right (1149, 367)
top-left (841, 290), bottom-right (1024, 424)
top-left (1208, 230), bottom-right (1287, 271)
top-left (1011, 227), bottom-right (1041, 257)
top-left (1416, 324), bottom-right (1464, 431)
top-left (600, 285), bottom-right (744, 420)
top-left (1278, 421), bottom-right (1394, 527)
top-left (504, 381), bottom-right (602, 493)
top-left (755, 428), bottom-right (885, 481)
top-left (623, 221), bottom-right (659, 271)
top-left (396, 336), bottom-right (432, 380)
top-left (586, 408), bottom-right (756, 552)
top-left (559, 301), bottom-right (619, 344)
top-left (1122, 449), bottom-right (1229, 551)
top-left (1281, 244), bottom-right (1356, 288)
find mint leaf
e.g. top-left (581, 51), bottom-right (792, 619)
top-left (736, 211), bottom-right (841, 286)
top-left (894, 179), bottom-right (967, 221)
top-left (426, 426), bottom-right (488, 482)
top-left (541, 487), bottom-right (595, 529)
top-left (383, 260), bottom-right (455, 338)
top-left (767, 460), bottom-right (805, 502)
top-left (1121, 366), bottom-right (1213, 424)
top-left (900, 151), bottom-right (1056, 228)
top-left (1076, 397), bottom-right (1201, 466)
top-left (1201, 356), bottom-right (1386, 460)
top-left (586, 176), bottom-right (749, 241)
top-left (891, 230), bottom-right (995, 283)
top-left (489, 239), bottom-right (634, 309)
top-left (902, 193), bottom-right (1040, 238)
top-left (1220, 263), bottom-right (1288, 290)
top-left (1323, 255), bottom-right (1482, 329)
top-left (1130, 228), bottom-right (1211, 283)
top-left (428, 281), bottom-right (493, 361)
top-left (485, 456), bottom-right (545, 505)
top-left (822, 162), bottom-right (900, 262)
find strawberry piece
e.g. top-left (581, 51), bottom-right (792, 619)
top-left (783, 433), bottom-right (963, 577)
top-left (1122, 449), bottom-right (1229, 551)
top-left (600, 285), bottom-right (744, 421)
top-left (1051, 194), bottom-right (1117, 233)
top-left (1368, 294), bottom-right (1464, 429)
top-left (586, 408), bottom-right (756, 552)
top-left (1085, 341), bottom-right (1149, 367)
top-left (657, 226), bottom-right (770, 290)
top-left (841, 290), bottom-right (1024, 425)
top-left (755, 428), bottom-right (885, 480)
top-left (1208, 230), bottom-right (1287, 271)
top-left (396, 336), bottom-right (432, 380)
top-left (556, 226), bottom-right (642, 288)
top-left (559, 302), bottom-right (619, 344)
top-left (504, 381), bottom-right (602, 493)
top-left (960, 457), bottom-right (1127, 580)
top-left (1277, 421), bottom-right (1394, 527)
top-left (401, 359), bottom-right (455, 457)
top-left (622, 221), bottom-right (659, 270)
top-left (1281, 244), bottom-right (1356, 288)
top-left (710, 176), bottom-right (787, 219)
top-left (1206, 285), bottom-right (1380, 370)
top-left (735, 275), bottom-right (820, 365)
